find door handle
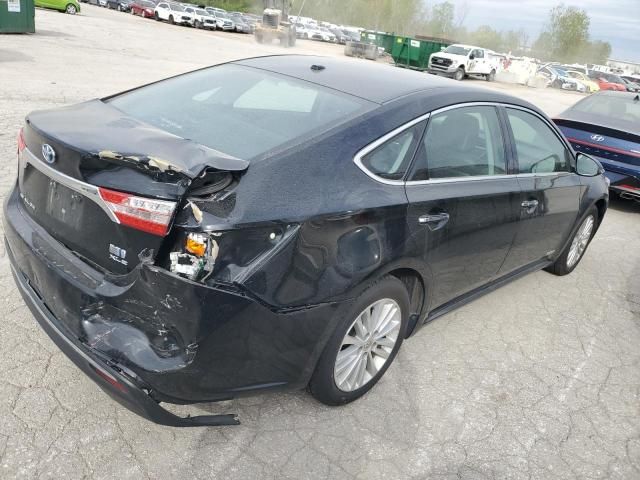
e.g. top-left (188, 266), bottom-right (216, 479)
top-left (418, 213), bottom-right (450, 231)
top-left (521, 199), bottom-right (539, 213)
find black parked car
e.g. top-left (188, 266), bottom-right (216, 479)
top-left (5, 56), bottom-right (608, 427)
top-left (106, 0), bottom-right (131, 11)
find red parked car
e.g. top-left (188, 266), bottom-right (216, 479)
top-left (130, 0), bottom-right (155, 17)
top-left (591, 73), bottom-right (627, 91)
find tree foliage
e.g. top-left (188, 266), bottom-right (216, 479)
top-left (261, 1), bottom-right (613, 65)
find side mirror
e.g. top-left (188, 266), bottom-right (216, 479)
top-left (469, 54), bottom-right (475, 60)
top-left (576, 153), bottom-right (603, 177)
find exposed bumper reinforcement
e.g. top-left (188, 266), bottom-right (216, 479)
top-left (10, 263), bottom-right (240, 427)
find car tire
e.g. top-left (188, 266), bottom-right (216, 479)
top-left (546, 206), bottom-right (598, 276)
top-left (117, 4), bottom-right (121, 10)
top-left (487, 69), bottom-right (496, 82)
top-left (168, 14), bottom-right (174, 24)
top-left (454, 67), bottom-right (465, 81)
top-left (308, 275), bottom-right (410, 406)
top-left (65, 3), bottom-right (77, 13)
top-left (154, 11), bottom-right (159, 20)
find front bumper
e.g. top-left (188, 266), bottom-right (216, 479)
top-left (4, 184), bottom-right (336, 424)
top-left (428, 64), bottom-right (457, 76)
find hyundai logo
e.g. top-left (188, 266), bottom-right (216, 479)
top-left (590, 134), bottom-right (605, 142)
top-left (41, 144), bottom-right (56, 164)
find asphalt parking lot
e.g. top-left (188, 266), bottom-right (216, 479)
top-left (1, 6), bottom-right (639, 480)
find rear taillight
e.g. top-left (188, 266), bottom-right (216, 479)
top-left (98, 187), bottom-right (177, 236)
top-left (17, 128), bottom-right (26, 154)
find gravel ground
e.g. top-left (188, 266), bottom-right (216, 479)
top-left (0, 6), bottom-right (639, 480)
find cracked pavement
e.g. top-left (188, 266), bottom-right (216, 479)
top-left (1, 7), bottom-right (639, 480)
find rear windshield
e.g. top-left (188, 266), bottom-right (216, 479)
top-left (572, 95), bottom-right (640, 123)
top-left (108, 64), bottom-right (370, 160)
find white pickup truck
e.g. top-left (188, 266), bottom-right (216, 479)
top-left (428, 44), bottom-right (499, 82)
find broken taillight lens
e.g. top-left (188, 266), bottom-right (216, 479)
top-left (17, 128), bottom-right (26, 154)
top-left (98, 187), bottom-right (177, 236)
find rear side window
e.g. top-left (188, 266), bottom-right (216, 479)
top-left (409, 105), bottom-right (506, 180)
top-left (359, 124), bottom-right (423, 181)
top-left (506, 108), bottom-right (570, 174)
top-left (109, 64), bottom-right (371, 160)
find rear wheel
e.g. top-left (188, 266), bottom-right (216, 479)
top-left (168, 14), bottom-right (174, 24)
top-left (454, 67), bottom-right (465, 81)
top-left (309, 276), bottom-right (409, 406)
top-left (154, 11), bottom-right (159, 20)
top-left (487, 69), bottom-right (496, 82)
top-left (546, 206), bottom-right (598, 276)
top-left (116, 4), bottom-right (121, 10)
top-left (65, 3), bottom-right (77, 13)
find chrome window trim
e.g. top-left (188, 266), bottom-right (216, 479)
top-left (353, 101), bottom-right (576, 186)
top-left (19, 147), bottom-right (120, 224)
top-left (353, 112), bottom-right (430, 186)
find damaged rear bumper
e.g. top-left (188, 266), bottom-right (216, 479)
top-left (4, 184), bottom-right (338, 425)
top-left (10, 263), bottom-right (239, 427)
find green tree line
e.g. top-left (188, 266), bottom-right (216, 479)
top-left (289, 0), bottom-right (611, 64)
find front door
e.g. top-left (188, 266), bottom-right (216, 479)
top-left (499, 107), bottom-right (581, 274)
top-left (405, 105), bottom-right (522, 309)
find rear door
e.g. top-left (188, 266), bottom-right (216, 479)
top-left (498, 106), bottom-right (581, 274)
top-left (405, 104), bottom-right (522, 308)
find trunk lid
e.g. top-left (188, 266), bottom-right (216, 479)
top-left (19, 100), bottom-right (248, 274)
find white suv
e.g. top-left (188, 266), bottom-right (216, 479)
top-left (154, 2), bottom-right (193, 26)
top-left (204, 8), bottom-right (235, 30)
top-left (429, 44), bottom-right (499, 82)
top-left (183, 6), bottom-right (215, 29)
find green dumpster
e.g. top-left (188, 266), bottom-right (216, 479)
top-left (360, 31), bottom-right (395, 54)
top-left (0, 0), bottom-right (35, 33)
top-left (391, 35), bottom-right (451, 71)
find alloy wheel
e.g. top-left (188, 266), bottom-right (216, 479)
top-left (334, 298), bottom-right (401, 392)
top-left (567, 215), bottom-right (594, 268)
top-left (66, 4), bottom-right (77, 13)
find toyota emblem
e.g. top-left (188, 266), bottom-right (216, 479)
top-left (42, 144), bottom-right (56, 164)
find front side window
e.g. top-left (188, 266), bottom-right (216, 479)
top-left (409, 106), bottom-right (506, 180)
top-left (506, 108), bottom-right (570, 174)
top-left (360, 124), bottom-right (423, 181)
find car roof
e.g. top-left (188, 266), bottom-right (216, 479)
top-left (234, 55), bottom-right (514, 105)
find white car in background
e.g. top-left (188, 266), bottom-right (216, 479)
top-left (310, 27), bottom-right (336, 43)
top-left (204, 8), bottom-right (235, 30)
top-left (154, 2), bottom-right (193, 25)
top-left (183, 6), bottom-right (215, 29)
top-left (428, 44), bottom-right (499, 81)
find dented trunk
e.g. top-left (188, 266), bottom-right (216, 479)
top-left (19, 100), bottom-right (248, 274)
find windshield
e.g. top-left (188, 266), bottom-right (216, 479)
top-left (572, 94), bottom-right (640, 123)
top-left (443, 45), bottom-right (471, 56)
top-left (196, 9), bottom-right (207, 15)
top-left (171, 4), bottom-right (184, 11)
top-left (108, 64), bottom-right (372, 160)
top-left (141, 1), bottom-right (154, 7)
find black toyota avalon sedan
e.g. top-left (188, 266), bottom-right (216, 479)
top-left (5, 55), bottom-right (608, 427)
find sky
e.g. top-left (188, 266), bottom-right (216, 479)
top-left (444, 0), bottom-right (640, 63)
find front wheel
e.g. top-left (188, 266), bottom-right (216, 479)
top-left (65, 3), bottom-right (77, 13)
top-left (454, 67), bottom-right (465, 81)
top-left (308, 276), bottom-right (409, 406)
top-left (486, 69), bottom-right (496, 82)
top-left (546, 206), bottom-right (598, 276)
top-left (168, 14), bottom-right (174, 24)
